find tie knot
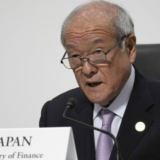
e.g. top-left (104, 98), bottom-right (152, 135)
top-left (101, 109), bottom-right (115, 126)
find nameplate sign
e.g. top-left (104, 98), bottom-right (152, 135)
top-left (0, 127), bottom-right (77, 160)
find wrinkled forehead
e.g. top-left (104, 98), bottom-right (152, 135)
top-left (64, 16), bottom-right (115, 48)
top-left (65, 18), bottom-right (114, 40)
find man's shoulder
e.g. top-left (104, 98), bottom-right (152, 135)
top-left (42, 87), bottom-right (86, 112)
top-left (147, 76), bottom-right (160, 85)
top-left (132, 68), bottom-right (160, 105)
top-left (147, 76), bottom-right (160, 94)
top-left (139, 72), bottom-right (160, 102)
top-left (50, 87), bottom-right (85, 102)
top-left (135, 67), bottom-right (160, 92)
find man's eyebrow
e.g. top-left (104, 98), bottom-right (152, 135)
top-left (92, 39), bottom-right (105, 44)
top-left (66, 44), bottom-right (75, 50)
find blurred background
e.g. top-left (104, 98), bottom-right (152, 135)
top-left (0, 0), bottom-right (160, 128)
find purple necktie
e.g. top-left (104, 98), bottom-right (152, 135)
top-left (96, 109), bottom-right (115, 160)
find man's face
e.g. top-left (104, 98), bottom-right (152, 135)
top-left (64, 16), bottom-right (135, 106)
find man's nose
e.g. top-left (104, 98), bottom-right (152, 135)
top-left (82, 60), bottom-right (98, 77)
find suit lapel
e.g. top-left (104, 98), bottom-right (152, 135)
top-left (110, 69), bottom-right (155, 160)
top-left (68, 93), bottom-right (95, 160)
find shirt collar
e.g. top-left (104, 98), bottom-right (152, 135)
top-left (93, 65), bottom-right (135, 119)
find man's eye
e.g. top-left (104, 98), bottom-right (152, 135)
top-left (71, 54), bottom-right (79, 58)
top-left (95, 50), bottom-right (103, 54)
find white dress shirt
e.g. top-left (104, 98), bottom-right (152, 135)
top-left (93, 65), bottom-right (135, 148)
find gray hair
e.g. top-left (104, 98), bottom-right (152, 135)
top-left (61, 1), bottom-right (134, 49)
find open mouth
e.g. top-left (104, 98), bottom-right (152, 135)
top-left (88, 82), bottom-right (102, 87)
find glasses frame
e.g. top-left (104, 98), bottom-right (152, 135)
top-left (60, 35), bottom-right (128, 69)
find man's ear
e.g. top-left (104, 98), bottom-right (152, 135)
top-left (125, 34), bottom-right (136, 64)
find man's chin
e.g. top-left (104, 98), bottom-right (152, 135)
top-left (87, 95), bottom-right (108, 106)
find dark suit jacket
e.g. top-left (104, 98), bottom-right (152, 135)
top-left (39, 69), bottom-right (160, 160)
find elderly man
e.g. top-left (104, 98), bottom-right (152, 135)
top-left (40, 1), bottom-right (160, 160)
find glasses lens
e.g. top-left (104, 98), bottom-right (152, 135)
top-left (87, 50), bottom-right (106, 64)
top-left (63, 57), bottom-right (81, 69)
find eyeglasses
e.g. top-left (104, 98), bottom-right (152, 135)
top-left (60, 35), bottom-right (127, 69)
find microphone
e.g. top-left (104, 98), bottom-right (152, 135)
top-left (65, 97), bottom-right (77, 110)
top-left (63, 97), bottom-right (122, 160)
